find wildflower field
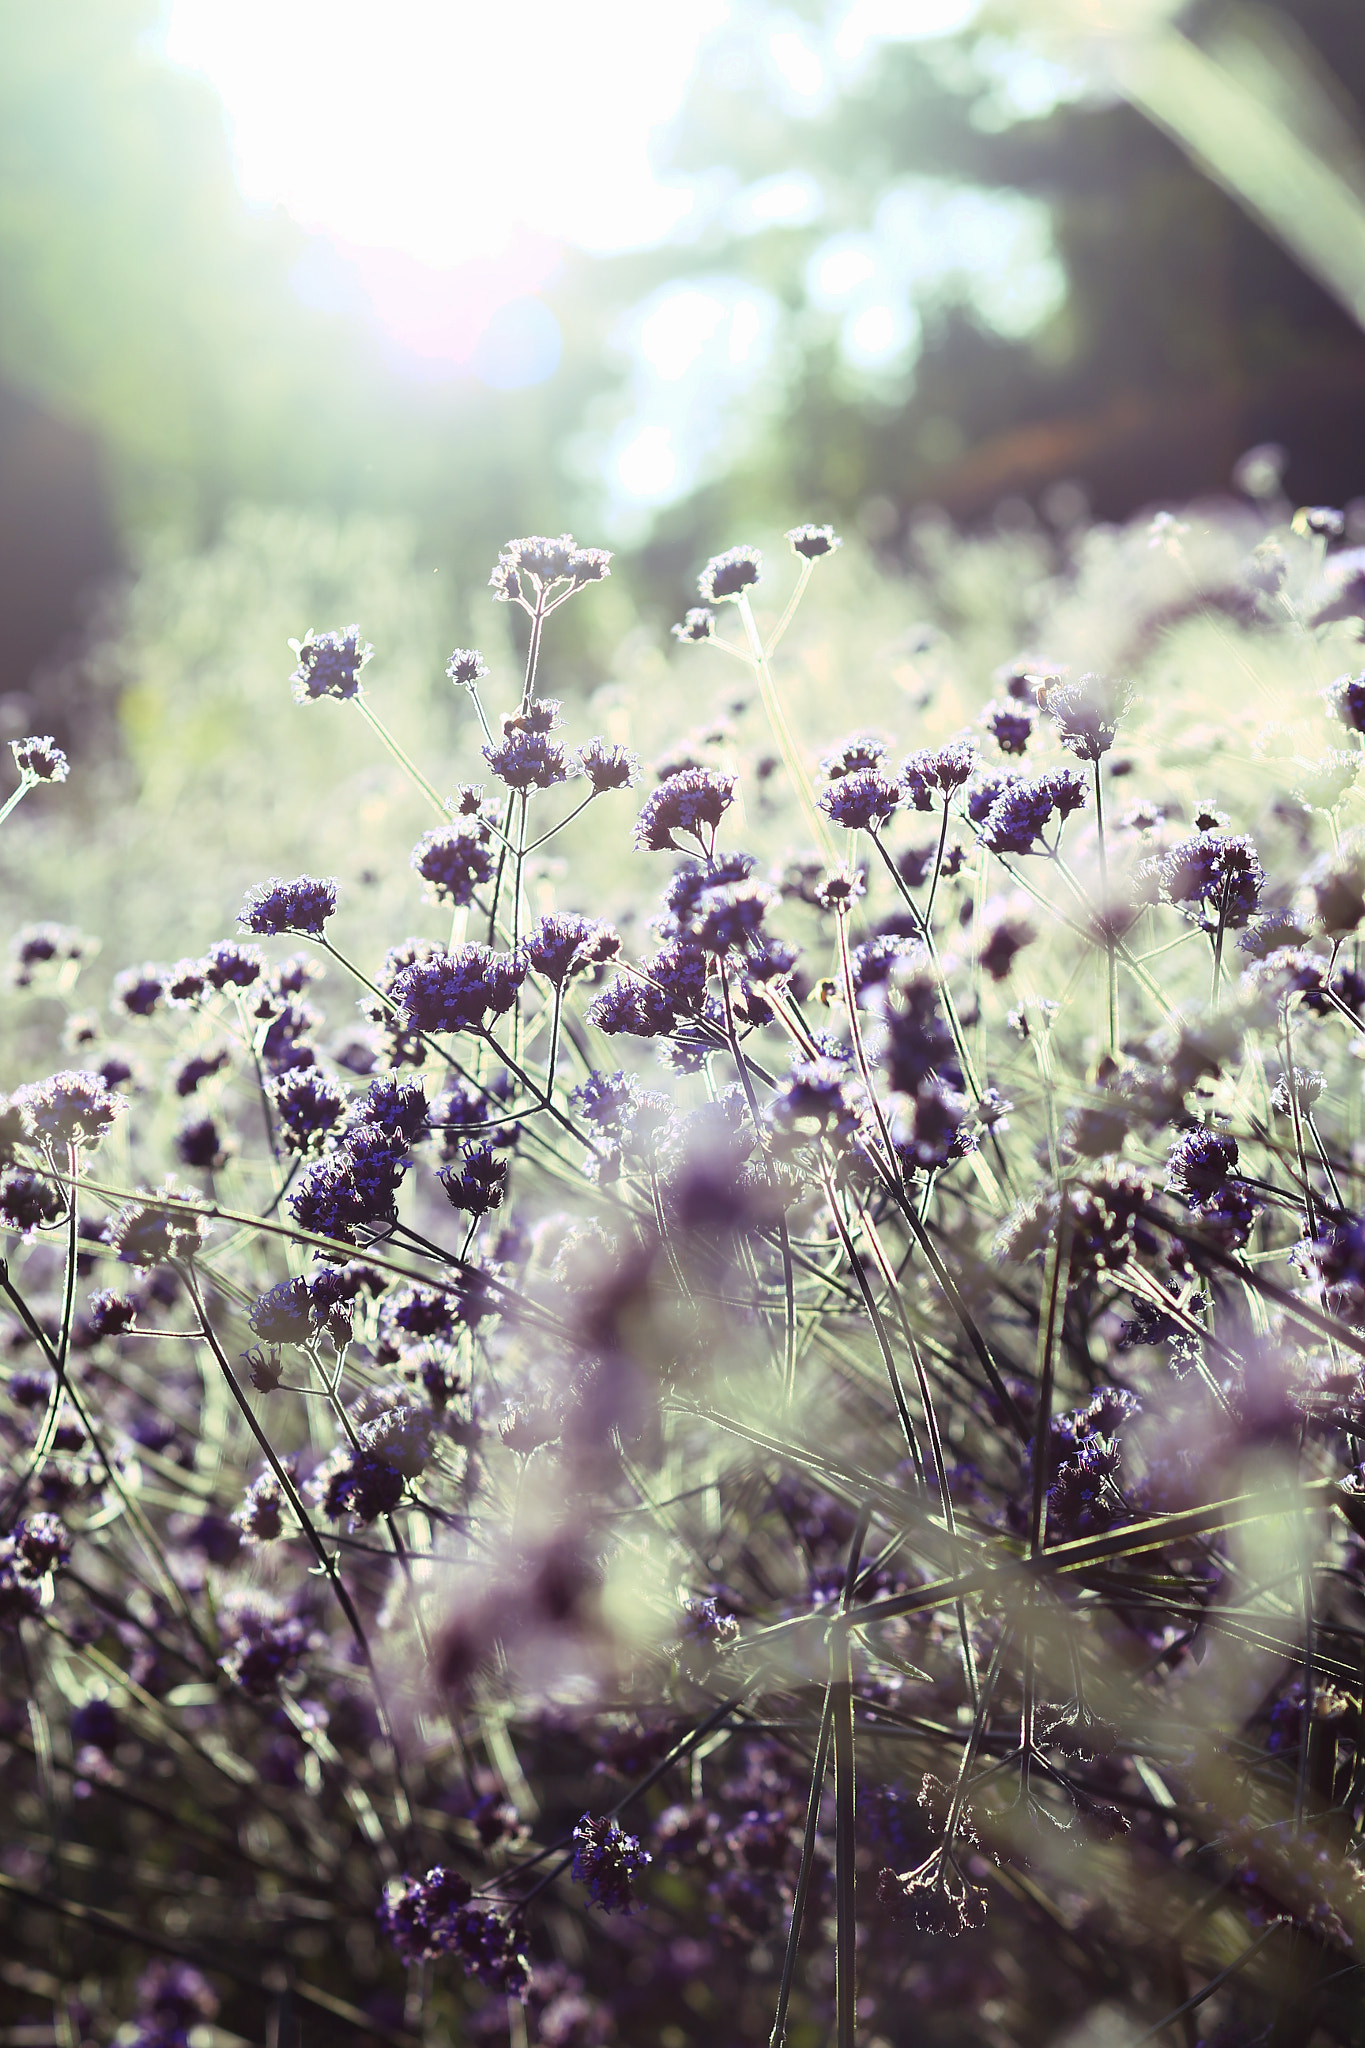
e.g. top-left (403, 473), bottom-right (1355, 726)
top-left (4, 501), bottom-right (1365, 2048)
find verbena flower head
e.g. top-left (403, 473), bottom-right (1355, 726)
top-left (106, 1183), bottom-right (210, 1265)
top-left (821, 732), bottom-right (889, 779)
top-left (489, 535), bottom-right (611, 606)
top-left (446, 647), bottom-right (489, 687)
top-left (819, 767), bottom-right (902, 831)
top-left (11, 734), bottom-right (68, 783)
top-left (14, 1070), bottom-right (127, 1148)
top-left (1045, 671), bottom-right (1130, 760)
top-left (483, 727), bottom-right (577, 792)
top-left (980, 767), bottom-right (1088, 854)
top-left (175, 1114), bottom-right (229, 1170)
top-left (200, 940), bottom-right (265, 991)
top-left (0, 1167), bottom-right (64, 1234)
top-left (87, 1288), bottom-right (138, 1337)
top-left (289, 626), bottom-right (372, 703)
top-left (982, 699), bottom-right (1035, 756)
top-left (439, 1144), bottom-right (508, 1216)
top-left (162, 958), bottom-right (209, 1007)
top-left (634, 768), bottom-right (737, 853)
top-left (697, 546), bottom-right (761, 603)
top-left (8, 922), bottom-right (90, 989)
top-left (235, 1471), bottom-right (287, 1543)
top-left (521, 912), bottom-right (619, 986)
top-left (571, 1813), bottom-right (652, 1912)
top-left (672, 607), bottom-right (716, 643)
top-left (1326, 671), bottom-right (1365, 732)
top-left (786, 522), bottom-right (841, 559)
top-left (249, 1277), bottom-right (314, 1346)
top-left (1159, 832), bottom-right (1264, 929)
top-left (269, 1067), bottom-right (349, 1154)
top-left (1165, 1124), bottom-right (1238, 1200)
top-left (218, 1595), bottom-right (315, 1696)
top-left (411, 824), bottom-right (494, 907)
top-left (239, 875), bottom-right (338, 937)
top-left (110, 964), bottom-right (165, 1018)
top-left (580, 736), bottom-right (640, 792)
top-left (391, 944), bottom-right (527, 1035)
top-left (902, 742), bottom-right (978, 810)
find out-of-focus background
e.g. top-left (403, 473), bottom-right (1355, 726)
top-left (4, 0), bottom-right (1365, 984)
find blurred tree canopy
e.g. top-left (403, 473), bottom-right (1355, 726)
top-left (625, 0), bottom-right (1365, 571)
top-left (4, 0), bottom-right (1365, 711)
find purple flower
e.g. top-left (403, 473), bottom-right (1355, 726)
top-left (522, 912), bottom-right (619, 985)
top-left (672, 608), bottom-right (716, 643)
top-left (439, 1145), bottom-right (508, 1215)
top-left (580, 736), bottom-right (641, 792)
top-left (1046, 671), bottom-right (1129, 759)
top-left (174, 1115), bottom-right (228, 1170)
top-left (820, 768), bottom-right (903, 831)
top-left (489, 535), bottom-right (611, 606)
top-left (10, 734), bottom-right (68, 783)
top-left (110, 965), bottom-right (166, 1018)
top-left (634, 768), bottom-right (737, 853)
top-left (411, 825), bottom-right (494, 907)
top-left (11, 737), bottom-right (68, 782)
top-left (1326, 671), bottom-right (1365, 733)
top-left (249, 1278), bottom-right (315, 1346)
top-left (482, 727), bottom-right (577, 792)
top-left (982, 700), bottom-right (1035, 756)
top-left (235, 1472), bottom-right (286, 1542)
top-left (0, 1168), bottom-right (63, 1234)
top-left (218, 1596), bottom-right (314, 1695)
top-left (1159, 833), bottom-right (1264, 929)
top-left (882, 968), bottom-right (958, 1095)
top-left (446, 647), bottom-right (489, 687)
top-left (269, 1068), bottom-right (350, 1154)
top-left (902, 743), bottom-right (977, 810)
top-left (289, 625), bottom-right (372, 703)
top-left (851, 932), bottom-right (922, 996)
top-left (163, 959), bottom-right (209, 1007)
top-left (769, 1058), bottom-right (864, 1140)
top-left (697, 546), bottom-right (761, 602)
top-left (981, 769), bottom-right (1087, 855)
top-left (352, 1073), bottom-right (429, 1146)
top-left (391, 944), bottom-right (527, 1035)
top-left (200, 940), bottom-right (266, 991)
top-left (14, 1070), bottom-right (126, 1148)
top-left (571, 1813), bottom-right (652, 1912)
top-left (379, 1865), bottom-right (474, 1961)
top-left (589, 944), bottom-right (710, 1040)
top-left (87, 1288), bottom-right (138, 1337)
top-left (1165, 1126), bottom-right (1238, 1201)
top-left (288, 1127), bottom-right (410, 1242)
top-left (786, 522), bottom-right (841, 559)
top-left (239, 875), bottom-right (338, 937)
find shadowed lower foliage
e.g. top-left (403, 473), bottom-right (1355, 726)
top-left (5, 510), bottom-right (1365, 2048)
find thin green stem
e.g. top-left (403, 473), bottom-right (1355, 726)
top-left (735, 590), bottom-right (837, 863)
top-left (355, 695), bottom-right (448, 820)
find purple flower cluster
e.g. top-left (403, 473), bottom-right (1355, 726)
top-left (11, 734), bottom-right (69, 782)
top-left (239, 874), bottom-right (338, 936)
top-left (289, 625), bottom-right (372, 702)
top-left (571, 1813), bottom-right (652, 1912)
top-left (980, 767), bottom-right (1088, 854)
top-left (489, 534), bottom-right (611, 607)
top-left (634, 768), bottom-right (737, 853)
top-left (411, 824), bottom-right (494, 906)
top-left (390, 943), bottom-right (527, 1035)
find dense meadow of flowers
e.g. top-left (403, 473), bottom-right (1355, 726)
top-left (4, 504), bottom-right (1365, 2047)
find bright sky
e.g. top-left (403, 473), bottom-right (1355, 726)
top-left (163, 0), bottom-right (730, 378)
top-left (162, 0), bottom-right (1066, 517)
